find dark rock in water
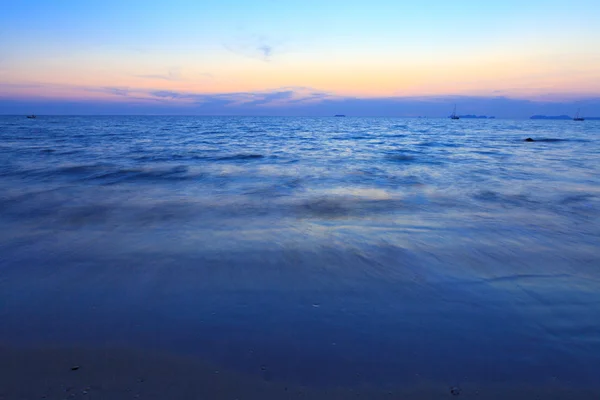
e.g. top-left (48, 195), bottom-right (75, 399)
top-left (70, 365), bottom-right (80, 371)
top-left (450, 386), bottom-right (461, 396)
top-left (524, 137), bottom-right (570, 143)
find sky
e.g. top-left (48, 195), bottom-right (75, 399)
top-left (1, 0), bottom-right (599, 117)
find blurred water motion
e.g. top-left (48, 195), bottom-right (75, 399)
top-left (1, 116), bottom-right (599, 393)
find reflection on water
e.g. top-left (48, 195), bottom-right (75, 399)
top-left (1, 116), bottom-right (599, 395)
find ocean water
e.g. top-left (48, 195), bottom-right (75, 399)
top-left (1, 116), bottom-right (599, 394)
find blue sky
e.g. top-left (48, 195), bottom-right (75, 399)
top-left (1, 0), bottom-right (599, 116)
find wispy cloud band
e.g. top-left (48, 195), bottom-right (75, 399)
top-left (1, 82), bottom-right (599, 118)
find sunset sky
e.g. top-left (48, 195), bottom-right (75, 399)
top-left (1, 0), bottom-right (599, 116)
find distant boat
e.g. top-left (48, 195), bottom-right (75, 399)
top-left (450, 105), bottom-right (459, 120)
top-left (26, 114), bottom-right (36, 119)
top-left (334, 114), bottom-right (346, 117)
top-left (573, 109), bottom-right (584, 121)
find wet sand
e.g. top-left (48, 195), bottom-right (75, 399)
top-left (1, 345), bottom-right (598, 400)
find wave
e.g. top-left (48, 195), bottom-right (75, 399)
top-left (4, 163), bottom-right (201, 184)
top-left (38, 149), bottom-right (81, 156)
top-left (92, 166), bottom-right (197, 183)
top-left (132, 152), bottom-right (266, 162)
top-left (386, 154), bottom-right (416, 162)
top-left (417, 141), bottom-right (460, 148)
top-left (215, 154), bottom-right (264, 161)
top-left (472, 190), bottom-right (542, 209)
top-left (384, 149), bottom-right (442, 164)
top-left (244, 128), bottom-right (267, 133)
top-left (294, 197), bottom-right (404, 219)
top-left (56, 164), bottom-right (110, 175)
top-left (0, 188), bottom-right (407, 227)
top-left (331, 135), bottom-right (370, 140)
top-left (560, 194), bottom-right (597, 205)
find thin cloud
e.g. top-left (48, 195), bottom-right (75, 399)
top-left (104, 87), bottom-right (130, 97)
top-left (81, 87), bottom-right (132, 97)
top-left (150, 90), bottom-right (188, 99)
top-left (223, 34), bottom-right (278, 62)
top-left (146, 88), bottom-right (332, 108)
top-left (2, 81), bottom-right (600, 118)
top-left (0, 82), bottom-right (44, 89)
top-left (257, 45), bottom-right (272, 59)
top-left (136, 67), bottom-right (183, 81)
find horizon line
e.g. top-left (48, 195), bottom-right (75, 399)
top-left (4, 114), bottom-right (599, 119)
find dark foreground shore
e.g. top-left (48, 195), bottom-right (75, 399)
top-left (1, 345), bottom-right (598, 400)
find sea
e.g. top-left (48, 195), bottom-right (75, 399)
top-left (1, 116), bottom-right (599, 396)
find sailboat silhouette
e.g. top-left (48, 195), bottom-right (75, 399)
top-left (450, 105), bottom-right (459, 120)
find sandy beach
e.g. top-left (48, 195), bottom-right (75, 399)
top-left (2, 345), bottom-right (599, 400)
